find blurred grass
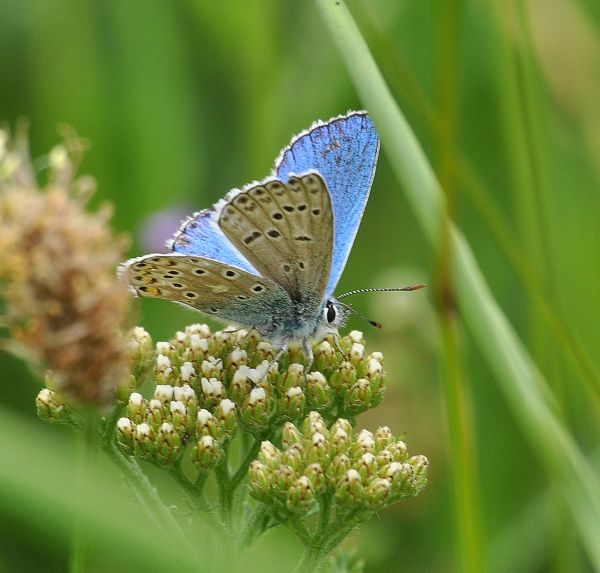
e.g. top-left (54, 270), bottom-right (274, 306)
top-left (1, 1), bottom-right (600, 572)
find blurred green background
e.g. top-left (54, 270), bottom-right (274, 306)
top-left (1, 1), bottom-right (599, 571)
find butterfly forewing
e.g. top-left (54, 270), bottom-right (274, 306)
top-left (217, 172), bottom-right (333, 307)
top-left (122, 254), bottom-right (289, 329)
top-left (275, 112), bottom-right (379, 299)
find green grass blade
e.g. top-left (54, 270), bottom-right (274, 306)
top-left (314, 0), bottom-right (600, 566)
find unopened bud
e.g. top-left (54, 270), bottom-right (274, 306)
top-left (193, 435), bottom-right (221, 469)
top-left (282, 422), bottom-right (303, 448)
top-left (286, 476), bottom-right (315, 514)
top-left (305, 372), bottom-right (331, 410)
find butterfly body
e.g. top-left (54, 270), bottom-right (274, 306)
top-left (120, 112), bottom-right (379, 361)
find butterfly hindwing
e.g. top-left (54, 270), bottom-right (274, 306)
top-left (274, 111), bottom-right (379, 298)
top-left (121, 254), bottom-right (290, 329)
top-left (217, 172), bottom-right (333, 306)
top-left (169, 208), bottom-right (257, 274)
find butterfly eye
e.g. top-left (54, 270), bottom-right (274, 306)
top-left (325, 301), bottom-right (336, 324)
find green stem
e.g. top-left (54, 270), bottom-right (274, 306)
top-left (170, 464), bottom-right (222, 531)
top-left (105, 441), bottom-right (189, 539)
top-left (229, 436), bottom-right (262, 491)
top-left (215, 447), bottom-right (232, 526)
top-left (241, 504), bottom-right (270, 547)
top-left (316, 494), bottom-right (331, 538)
top-left (69, 409), bottom-right (98, 573)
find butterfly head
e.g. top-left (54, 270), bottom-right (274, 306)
top-left (323, 298), bottom-right (351, 331)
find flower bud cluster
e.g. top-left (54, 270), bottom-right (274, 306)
top-left (248, 411), bottom-right (428, 517)
top-left (116, 326), bottom-right (386, 465)
top-left (35, 385), bottom-right (79, 427)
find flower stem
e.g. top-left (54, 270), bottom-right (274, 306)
top-left (69, 409), bottom-right (98, 573)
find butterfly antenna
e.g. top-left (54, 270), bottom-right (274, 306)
top-left (337, 284), bottom-right (426, 300)
top-left (339, 302), bottom-right (383, 329)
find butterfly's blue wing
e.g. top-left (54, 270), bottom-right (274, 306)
top-left (169, 208), bottom-right (258, 274)
top-left (274, 111), bottom-right (379, 298)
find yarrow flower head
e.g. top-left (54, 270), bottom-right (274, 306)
top-left (114, 325), bottom-right (387, 469)
top-left (248, 412), bottom-right (428, 516)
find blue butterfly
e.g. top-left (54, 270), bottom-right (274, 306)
top-left (121, 111), bottom-right (416, 365)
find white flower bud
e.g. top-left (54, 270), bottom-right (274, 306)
top-left (156, 354), bottom-right (171, 370)
top-left (169, 400), bottom-right (187, 415)
top-left (318, 340), bottom-right (333, 353)
top-left (297, 475), bottom-right (312, 488)
top-left (175, 331), bottom-right (186, 342)
top-left (173, 383), bottom-right (196, 402)
top-left (38, 388), bottom-right (53, 404)
top-left (348, 330), bottom-right (364, 343)
top-left (350, 343), bottom-right (365, 360)
top-left (369, 351), bottom-right (384, 361)
top-left (334, 426), bottom-right (348, 440)
top-left (156, 341), bottom-right (171, 354)
top-left (128, 392), bottom-right (143, 407)
top-left (200, 435), bottom-right (215, 447)
top-left (232, 365), bottom-right (251, 384)
top-left (346, 469), bottom-right (361, 482)
top-left (361, 452), bottom-right (376, 465)
top-left (249, 387), bottom-right (266, 404)
top-left (180, 361), bottom-right (195, 382)
top-left (257, 341), bottom-right (273, 352)
top-left (219, 399), bottom-right (236, 415)
top-left (136, 423), bottom-right (151, 438)
top-left (386, 462), bottom-right (403, 477)
top-left (201, 357), bottom-right (223, 377)
top-left (287, 386), bottom-right (303, 398)
top-left (197, 409), bottom-right (214, 424)
top-left (250, 360), bottom-right (270, 383)
top-left (188, 323), bottom-right (211, 337)
top-left (357, 429), bottom-right (375, 449)
top-left (148, 399), bottom-right (163, 410)
top-left (117, 417), bottom-right (133, 431)
top-left (190, 334), bottom-right (208, 351)
top-left (367, 358), bottom-right (383, 377)
top-left (201, 377), bottom-right (223, 396)
top-left (154, 384), bottom-right (174, 401)
top-left (160, 422), bottom-right (174, 433)
top-left (312, 432), bottom-right (326, 445)
top-left (230, 348), bottom-right (247, 365)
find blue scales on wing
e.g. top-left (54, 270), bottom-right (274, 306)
top-left (274, 111), bottom-right (380, 299)
top-left (169, 207), bottom-right (258, 275)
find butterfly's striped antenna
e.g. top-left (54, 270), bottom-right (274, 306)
top-left (337, 284), bottom-right (426, 329)
top-left (338, 301), bottom-right (383, 329)
top-left (337, 284), bottom-right (426, 299)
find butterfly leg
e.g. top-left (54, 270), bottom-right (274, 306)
top-left (258, 344), bottom-right (288, 383)
top-left (332, 331), bottom-right (349, 361)
top-left (302, 339), bottom-right (314, 374)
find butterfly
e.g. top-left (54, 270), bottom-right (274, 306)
top-left (120, 111), bottom-right (422, 367)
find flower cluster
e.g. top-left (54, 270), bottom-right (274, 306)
top-left (0, 126), bottom-right (131, 404)
top-left (248, 412), bottom-right (428, 517)
top-left (115, 324), bottom-right (386, 468)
